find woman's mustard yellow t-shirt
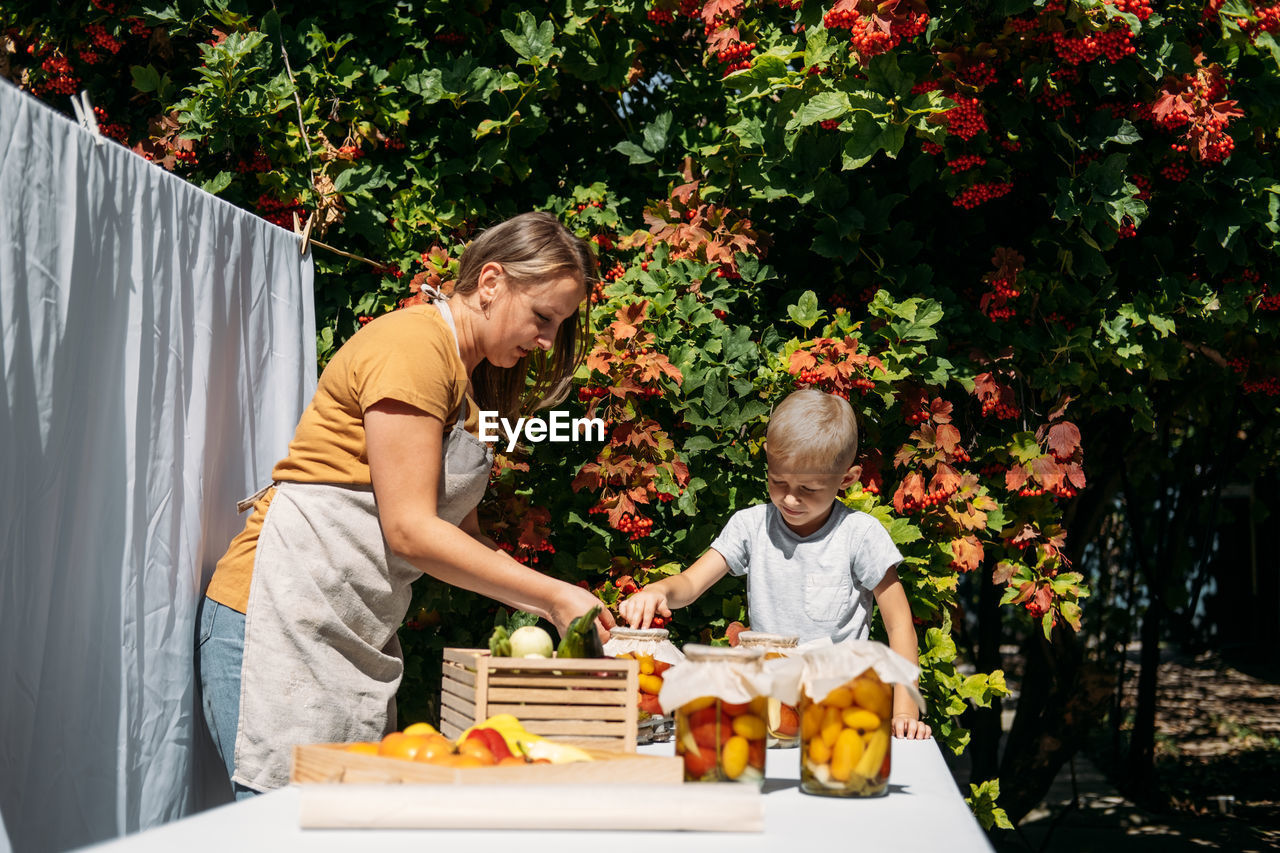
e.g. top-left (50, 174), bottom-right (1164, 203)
top-left (205, 305), bottom-right (478, 613)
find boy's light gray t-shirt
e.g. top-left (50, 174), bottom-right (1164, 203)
top-left (710, 502), bottom-right (903, 643)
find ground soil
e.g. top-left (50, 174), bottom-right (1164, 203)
top-left (948, 646), bottom-right (1280, 852)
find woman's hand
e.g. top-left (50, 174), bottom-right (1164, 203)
top-left (617, 588), bottom-right (671, 629)
top-left (549, 584), bottom-right (616, 645)
top-left (892, 714), bottom-right (932, 739)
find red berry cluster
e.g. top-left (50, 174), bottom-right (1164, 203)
top-left (713, 308), bottom-right (729, 320)
top-left (1257, 283), bottom-right (1280, 312)
top-left (172, 149), bottom-right (198, 166)
top-left (647, 7), bottom-right (675, 25)
top-left (592, 234), bottom-right (615, 251)
top-left (85, 23), bottom-right (124, 55)
top-left (255, 194), bottom-right (305, 228)
top-left (953, 181), bottom-right (1012, 209)
top-left (1105, 0), bottom-right (1154, 20)
top-left (819, 119), bottom-right (841, 130)
top-left (91, 107), bottom-right (128, 142)
top-left (1024, 595), bottom-right (1051, 619)
top-left (1161, 160), bottom-right (1191, 182)
top-left (616, 513), bottom-right (654, 540)
top-left (1043, 312), bottom-right (1077, 331)
top-left (90, 0), bottom-right (116, 9)
top-left (337, 143), bottom-right (363, 159)
top-left (657, 491), bottom-right (675, 503)
top-left (1132, 174), bottom-right (1152, 200)
top-left (899, 485), bottom-right (957, 514)
top-left (911, 79), bottom-right (942, 94)
top-left (981, 398), bottom-right (1019, 419)
top-left (1116, 219), bottom-right (1138, 239)
top-left (576, 200), bottom-right (605, 213)
top-left (604, 262), bottom-right (626, 282)
top-left (1036, 87), bottom-right (1076, 114)
top-left (715, 264), bottom-right (741, 280)
top-left (127, 17), bottom-right (153, 38)
top-left (433, 32), bottom-right (464, 45)
top-left (78, 49), bottom-right (102, 65)
top-left (920, 140), bottom-right (944, 156)
top-left (1017, 485), bottom-right (1046, 497)
top-left (1049, 29), bottom-right (1135, 65)
top-left (947, 154), bottom-right (986, 174)
top-left (1227, 356), bottom-right (1250, 374)
top-left (941, 97), bottom-right (987, 140)
top-left (578, 386), bottom-right (610, 401)
top-left (953, 446), bottom-right (972, 463)
top-left (1244, 377), bottom-right (1280, 395)
top-left (383, 136), bottom-right (405, 151)
top-left (712, 39), bottom-right (756, 75)
top-left (357, 315), bottom-right (374, 326)
top-left (38, 56), bottom-right (79, 95)
top-left (776, 0), bottom-right (804, 8)
top-left (679, 0), bottom-right (701, 16)
top-left (957, 62), bottom-right (997, 90)
top-left (235, 150), bottom-right (272, 173)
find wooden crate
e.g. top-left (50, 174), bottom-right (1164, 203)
top-left (291, 742), bottom-right (680, 786)
top-left (439, 648), bottom-right (639, 751)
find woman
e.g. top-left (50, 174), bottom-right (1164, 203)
top-left (197, 212), bottom-right (613, 796)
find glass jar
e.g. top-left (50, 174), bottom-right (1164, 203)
top-left (737, 631), bottom-right (801, 749)
top-left (606, 627), bottom-right (679, 721)
top-left (799, 669), bottom-right (893, 797)
top-left (673, 645), bottom-right (767, 785)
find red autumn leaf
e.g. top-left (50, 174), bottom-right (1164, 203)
top-left (610, 300), bottom-right (650, 340)
top-left (992, 561), bottom-right (1018, 585)
top-left (1010, 523), bottom-right (1039, 547)
top-left (974, 372), bottom-right (1000, 403)
top-left (701, 0), bottom-right (745, 24)
top-left (1031, 455), bottom-right (1065, 491)
top-left (1031, 584), bottom-right (1054, 613)
top-left (606, 494), bottom-right (637, 529)
top-left (929, 398), bottom-right (953, 424)
top-left (789, 350), bottom-right (817, 373)
top-left (935, 423), bottom-right (961, 455)
top-left (1005, 464), bottom-right (1029, 491)
top-left (516, 506), bottom-right (551, 551)
top-left (1046, 421), bottom-right (1082, 460)
top-left (1064, 462), bottom-right (1086, 489)
top-left (893, 471), bottom-right (927, 513)
top-left (950, 536), bottom-right (984, 572)
top-left (930, 462), bottom-right (962, 495)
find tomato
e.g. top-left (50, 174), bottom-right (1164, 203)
top-left (652, 660), bottom-right (672, 676)
top-left (413, 734), bottom-right (456, 764)
top-left (686, 706), bottom-right (719, 730)
top-left (638, 692), bottom-right (664, 716)
top-left (456, 739), bottom-right (496, 765)
top-left (776, 704), bottom-right (800, 737)
top-left (720, 701), bottom-right (751, 716)
top-left (378, 732), bottom-right (434, 761)
top-left (681, 745), bottom-right (718, 779)
top-left (747, 736), bottom-right (765, 770)
top-left (691, 718), bottom-right (734, 750)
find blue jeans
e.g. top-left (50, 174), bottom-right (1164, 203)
top-left (197, 596), bottom-right (261, 800)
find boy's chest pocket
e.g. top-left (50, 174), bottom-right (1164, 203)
top-left (803, 574), bottom-right (852, 623)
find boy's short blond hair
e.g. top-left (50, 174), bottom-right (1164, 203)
top-left (766, 390), bottom-right (859, 474)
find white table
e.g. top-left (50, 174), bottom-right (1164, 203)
top-left (85, 739), bottom-right (993, 852)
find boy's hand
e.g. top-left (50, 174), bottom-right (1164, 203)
top-left (892, 714), bottom-right (932, 740)
top-left (617, 588), bottom-right (671, 629)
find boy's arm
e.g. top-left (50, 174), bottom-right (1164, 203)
top-left (873, 566), bottom-right (933, 740)
top-left (617, 548), bottom-right (732, 628)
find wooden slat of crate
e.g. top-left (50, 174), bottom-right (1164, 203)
top-left (291, 743), bottom-right (682, 787)
top-left (439, 648), bottom-right (638, 751)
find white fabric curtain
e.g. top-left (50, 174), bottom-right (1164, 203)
top-left (0, 81), bottom-right (316, 851)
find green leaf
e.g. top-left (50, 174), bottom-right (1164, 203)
top-left (642, 111), bottom-right (673, 154)
top-left (130, 64), bottom-right (161, 94)
top-left (866, 52), bottom-right (913, 99)
top-left (790, 91), bottom-right (851, 130)
top-left (787, 290), bottom-right (822, 330)
top-left (614, 140), bottom-right (654, 165)
top-left (200, 171), bottom-right (233, 195)
top-left (502, 11), bottom-right (560, 66)
top-left (804, 25), bottom-right (831, 70)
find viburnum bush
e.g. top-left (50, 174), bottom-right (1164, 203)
top-left (7, 0), bottom-right (1280, 828)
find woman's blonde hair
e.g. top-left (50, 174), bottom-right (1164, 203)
top-left (452, 211), bottom-right (596, 419)
top-left (766, 389), bottom-right (859, 474)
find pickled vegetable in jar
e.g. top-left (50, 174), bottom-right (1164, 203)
top-left (737, 631), bottom-right (801, 749)
top-left (604, 627), bottom-right (683, 721)
top-left (798, 669), bottom-right (894, 797)
top-left (671, 645), bottom-right (768, 785)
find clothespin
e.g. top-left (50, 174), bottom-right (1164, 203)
top-left (292, 211), bottom-right (314, 257)
top-left (69, 90), bottom-right (104, 146)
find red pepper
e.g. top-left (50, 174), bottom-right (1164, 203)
top-left (466, 727), bottom-right (512, 761)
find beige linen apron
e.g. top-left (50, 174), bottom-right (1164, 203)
top-left (232, 300), bottom-right (493, 791)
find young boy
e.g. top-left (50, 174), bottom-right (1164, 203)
top-left (618, 389), bottom-right (931, 739)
